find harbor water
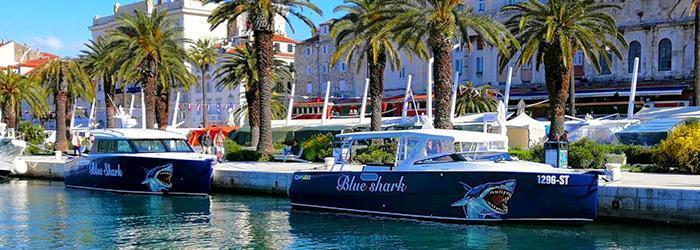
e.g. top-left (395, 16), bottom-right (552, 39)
top-left (1, 179), bottom-right (698, 249)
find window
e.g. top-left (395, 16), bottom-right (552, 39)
top-left (478, 0), bottom-right (485, 12)
top-left (322, 25), bottom-right (329, 35)
top-left (455, 59), bottom-right (463, 75)
top-left (339, 62), bottom-right (346, 72)
top-left (600, 52), bottom-right (612, 75)
top-left (306, 82), bottom-right (313, 94)
top-left (163, 139), bottom-right (193, 152)
top-left (574, 51), bottom-right (583, 66)
top-left (476, 57), bottom-right (484, 74)
top-left (322, 45), bottom-right (328, 54)
top-left (131, 140), bottom-right (167, 153)
top-left (456, 4), bottom-right (465, 11)
top-left (658, 38), bottom-right (672, 72)
top-left (306, 65), bottom-right (313, 74)
top-left (287, 44), bottom-right (294, 53)
top-left (273, 43), bottom-right (280, 52)
top-left (338, 80), bottom-right (346, 92)
top-left (304, 47), bottom-right (311, 57)
top-left (399, 67), bottom-right (406, 79)
top-left (507, 0), bottom-right (518, 5)
top-left (95, 140), bottom-right (133, 153)
top-left (628, 41), bottom-right (641, 73)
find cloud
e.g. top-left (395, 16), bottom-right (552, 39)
top-left (28, 36), bottom-right (63, 51)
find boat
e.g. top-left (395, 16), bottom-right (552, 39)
top-left (289, 129), bottom-right (601, 223)
top-left (64, 129), bottom-right (215, 195)
top-left (0, 123), bottom-right (27, 182)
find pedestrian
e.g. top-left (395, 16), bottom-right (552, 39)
top-left (71, 132), bottom-right (81, 156)
top-left (561, 130), bottom-right (569, 142)
top-left (200, 130), bottom-right (212, 154)
top-left (213, 130), bottom-right (225, 162)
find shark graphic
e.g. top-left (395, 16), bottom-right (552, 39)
top-left (451, 179), bottom-right (516, 219)
top-left (141, 163), bottom-right (174, 192)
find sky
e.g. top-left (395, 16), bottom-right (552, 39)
top-left (0, 0), bottom-right (343, 57)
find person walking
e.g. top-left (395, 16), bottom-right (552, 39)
top-left (200, 130), bottom-right (213, 154)
top-left (71, 132), bottom-right (81, 155)
top-left (213, 130), bottom-right (225, 162)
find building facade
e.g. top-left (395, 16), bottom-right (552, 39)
top-left (89, 0), bottom-right (295, 128)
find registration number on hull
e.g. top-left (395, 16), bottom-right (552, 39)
top-left (537, 175), bottom-right (570, 185)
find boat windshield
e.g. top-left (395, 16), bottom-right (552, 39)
top-left (414, 152), bottom-right (512, 165)
top-left (163, 139), bottom-right (193, 152)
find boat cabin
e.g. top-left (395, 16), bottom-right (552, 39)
top-left (332, 129), bottom-right (508, 170)
top-left (89, 129), bottom-right (194, 155)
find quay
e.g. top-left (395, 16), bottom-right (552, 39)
top-left (14, 156), bottom-right (700, 226)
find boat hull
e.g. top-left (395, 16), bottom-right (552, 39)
top-left (64, 156), bottom-right (213, 196)
top-left (289, 171), bottom-right (599, 223)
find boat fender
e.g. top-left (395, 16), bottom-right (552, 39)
top-left (11, 159), bottom-right (28, 175)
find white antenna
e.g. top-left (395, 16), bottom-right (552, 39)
top-left (627, 57), bottom-right (640, 119)
top-left (69, 100), bottom-right (77, 130)
top-left (285, 83), bottom-right (296, 125)
top-left (359, 78), bottom-right (369, 125)
top-left (427, 58), bottom-right (434, 120)
top-left (504, 66), bottom-right (513, 108)
top-left (402, 75), bottom-right (413, 120)
top-left (141, 88), bottom-right (146, 129)
top-left (171, 92), bottom-right (180, 128)
top-left (321, 81), bottom-right (331, 125)
top-left (128, 94), bottom-right (135, 116)
top-left (450, 71), bottom-right (460, 122)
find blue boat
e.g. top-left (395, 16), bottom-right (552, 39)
top-left (289, 129), bottom-right (600, 223)
top-left (64, 129), bottom-right (215, 195)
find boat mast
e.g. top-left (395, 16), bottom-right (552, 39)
top-left (359, 78), bottom-right (369, 125)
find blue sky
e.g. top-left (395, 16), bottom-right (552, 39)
top-left (0, 0), bottom-right (342, 57)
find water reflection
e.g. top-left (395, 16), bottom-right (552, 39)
top-left (0, 180), bottom-right (698, 248)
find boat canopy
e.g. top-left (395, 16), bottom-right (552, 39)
top-left (336, 129), bottom-right (507, 145)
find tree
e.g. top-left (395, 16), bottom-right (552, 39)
top-left (187, 38), bottom-right (219, 128)
top-left (380, 0), bottom-right (516, 129)
top-left (81, 38), bottom-right (118, 128)
top-left (454, 83), bottom-right (497, 115)
top-left (31, 58), bottom-right (94, 151)
top-left (155, 47), bottom-right (196, 130)
top-left (331, 0), bottom-right (427, 131)
top-left (501, 0), bottom-right (625, 140)
top-left (208, 0), bottom-right (322, 154)
top-left (214, 44), bottom-right (292, 147)
top-left (0, 69), bottom-right (48, 128)
top-left (109, 9), bottom-right (187, 129)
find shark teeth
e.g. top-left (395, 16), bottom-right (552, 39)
top-left (485, 188), bottom-right (513, 214)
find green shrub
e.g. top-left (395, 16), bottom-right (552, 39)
top-left (654, 121), bottom-right (700, 174)
top-left (355, 143), bottom-right (397, 165)
top-left (509, 147), bottom-right (544, 162)
top-left (302, 133), bottom-right (334, 162)
top-left (17, 122), bottom-right (48, 155)
top-left (224, 139), bottom-right (263, 161)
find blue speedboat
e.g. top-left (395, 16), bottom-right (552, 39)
top-left (289, 129), bottom-right (600, 223)
top-left (64, 129), bottom-right (215, 195)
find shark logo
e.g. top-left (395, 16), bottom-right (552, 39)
top-left (451, 179), bottom-right (516, 219)
top-left (141, 163), bottom-right (174, 192)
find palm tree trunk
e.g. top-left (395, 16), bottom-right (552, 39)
top-left (201, 70), bottom-right (208, 127)
top-left (430, 34), bottom-right (454, 129)
top-left (65, 95), bottom-right (74, 143)
top-left (144, 61), bottom-right (157, 129)
top-left (105, 76), bottom-right (116, 128)
top-left (255, 30), bottom-right (275, 154)
top-left (367, 48), bottom-right (387, 131)
top-left (2, 100), bottom-right (16, 129)
top-left (55, 90), bottom-right (68, 151)
top-left (694, 6), bottom-right (700, 106)
top-left (155, 85), bottom-right (169, 130)
top-left (246, 83), bottom-right (261, 148)
top-left (543, 42), bottom-right (571, 141)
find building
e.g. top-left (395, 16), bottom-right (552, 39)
top-left (89, 0), bottom-right (296, 128)
top-left (0, 40), bottom-right (57, 75)
top-left (461, 0), bottom-right (696, 115)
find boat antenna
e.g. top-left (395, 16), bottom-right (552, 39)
top-left (140, 87), bottom-right (146, 129)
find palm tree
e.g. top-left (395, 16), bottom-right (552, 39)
top-left (501, 0), bottom-right (625, 140)
top-left (208, 0), bottom-right (322, 154)
top-left (187, 38), bottom-right (219, 128)
top-left (454, 83), bottom-right (497, 115)
top-left (155, 46), bottom-right (196, 130)
top-left (331, 0), bottom-right (427, 131)
top-left (109, 9), bottom-right (186, 129)
top-left (214, 44), bottom-right (292, 147)
top-left (0, 69), bottom-right (48, 128)
top-left (81, 38), bottom-right (118, 128)
top-left (31, 58), bottom-right (94, 151)
top-left (693, 0), bottom-right (700, 106)
top-left (379, 0), bottom-right (516, 129)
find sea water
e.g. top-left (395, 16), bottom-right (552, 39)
top-left (0, 179), bottom-right (697, 249)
